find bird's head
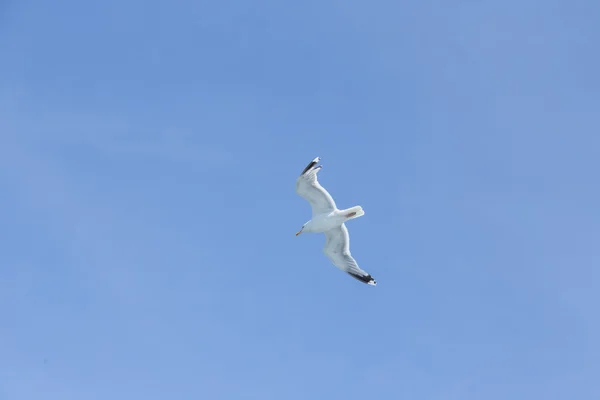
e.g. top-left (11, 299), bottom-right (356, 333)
top-left (295, 222), bottom-right (311, 236)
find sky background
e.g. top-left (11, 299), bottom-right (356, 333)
top-left (1, 0), bottom-right (599, 399)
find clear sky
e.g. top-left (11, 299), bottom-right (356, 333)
top-left (1, 1), bottom-right (599, 399)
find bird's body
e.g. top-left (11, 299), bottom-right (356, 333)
top-left (295, 157), bottom-right (377, 286)
top-left (299, 210), bottom-right (348, 233)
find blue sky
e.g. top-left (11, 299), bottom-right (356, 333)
top-left (1, 0), bottom-right (599, 399)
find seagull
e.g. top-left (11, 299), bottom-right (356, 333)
top-left (295, 157), bottom-right (377, 286)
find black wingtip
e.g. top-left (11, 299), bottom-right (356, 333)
top-left (300, 157), bottom-right (321, 175)
top-left (348, 272), bottom-right (377, 286)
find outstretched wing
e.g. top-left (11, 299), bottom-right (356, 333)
top-left (323, 224), bottom-right (376, 286)
top-left (295, 157), bottom-right (337, 216)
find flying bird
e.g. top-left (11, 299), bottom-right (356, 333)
top-left (295, 157), bottom-right (377, 286)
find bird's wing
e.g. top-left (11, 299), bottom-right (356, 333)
top-left (323, 224), bottom-right (376, 286)
top-left (295, 157), bottom-right (337, 216)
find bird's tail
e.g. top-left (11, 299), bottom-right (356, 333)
top-left (340, 205), bottom-right (364, 220)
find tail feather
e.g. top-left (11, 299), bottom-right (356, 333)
top-left (341, 206), bottom-right (364, 220)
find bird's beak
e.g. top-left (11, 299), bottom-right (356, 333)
top-left (295, 230), bottom-right (302, 236)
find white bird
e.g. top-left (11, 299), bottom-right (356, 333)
top-left (295, 157), bottom-right (377, 286)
